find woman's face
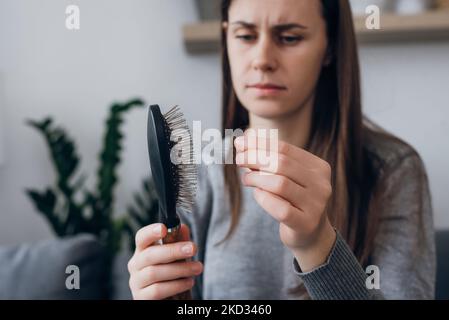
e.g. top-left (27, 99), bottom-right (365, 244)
top-left (226, 0), bottom-right (329, 120)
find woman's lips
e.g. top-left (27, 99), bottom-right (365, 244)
top-left (247, 83), bottom-right (287, 96)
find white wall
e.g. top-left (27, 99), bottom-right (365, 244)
top-left (360, 42), bottom-right (449, 233)
top-left (0, 0), bottom-right (220, 245)
top-left (0, 0), bottom-right (447, 245)
top-left (0, 73), bottom-right (5, 167)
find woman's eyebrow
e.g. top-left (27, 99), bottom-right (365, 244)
top-left (230, 21), bottom-right (257, 30)
top-left (273, 23), bottom-right (308, 32)
top-left (230, 21), bottom-right (307, 31)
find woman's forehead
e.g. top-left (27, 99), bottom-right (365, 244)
top-left (228, 0), bottom-right (322, 26)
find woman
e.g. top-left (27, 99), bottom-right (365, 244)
top-left (127, 0), bottom-right (435, 299)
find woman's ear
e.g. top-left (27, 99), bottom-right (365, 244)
top-left (222, 21), bottom-right (229, 31)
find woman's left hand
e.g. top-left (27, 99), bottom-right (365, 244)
top-left (234, 132), bottom-right (337, 272)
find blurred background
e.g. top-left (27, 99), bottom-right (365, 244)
top-left (0, 0), bottom-right (448, 247)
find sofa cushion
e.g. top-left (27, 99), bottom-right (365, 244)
top-left (0, 234), bottom-right (108, 299)
top-left (436, 230), bottom-right (449, 300)
top-left (111, 250), bottom-right (133, 300)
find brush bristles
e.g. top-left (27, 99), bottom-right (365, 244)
top-left (164, 105), bottom-right (198, 212)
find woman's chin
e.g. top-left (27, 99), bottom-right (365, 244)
top-left (245, 101), bottom-right (293, 120)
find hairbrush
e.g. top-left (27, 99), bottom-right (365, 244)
top-left (147, 104), bottom-right (197, 300)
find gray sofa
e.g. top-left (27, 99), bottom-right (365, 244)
top-left (436, 230), bottom-right (449, 300)
top-left (0, 234), bottom-right (132, 299)
top-left (1, 231), bottom-right (448, 300)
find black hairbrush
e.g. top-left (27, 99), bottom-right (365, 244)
top-left (147, 104), bottom-right (197, 300)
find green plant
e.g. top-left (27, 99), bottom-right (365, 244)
top-left (124, 177), bottom-right (161, 250)
top-left (25, 98), bottom-right (160, 287)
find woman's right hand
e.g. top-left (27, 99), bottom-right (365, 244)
top-left (127, 223), bottom-right (203, 300)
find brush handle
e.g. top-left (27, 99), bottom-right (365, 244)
top-left (162, 224), bottom-right (193, 300)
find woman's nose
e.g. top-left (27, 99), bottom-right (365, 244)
top-left (251, 36), bottom-right (278, 72)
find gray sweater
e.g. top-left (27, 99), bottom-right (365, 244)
top-left (178, 130), bottom-right (436, 300)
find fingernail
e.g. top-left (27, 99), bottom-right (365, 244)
top-left (152, 224), bottom-right (162, 235)
top-left (181, 244), bottom-right (193, 254)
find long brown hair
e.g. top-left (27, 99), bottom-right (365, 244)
top-left (219, 0), bottom-right (393, 295)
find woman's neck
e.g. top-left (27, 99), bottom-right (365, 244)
top-left (248, 99), bottom-right (313, 149)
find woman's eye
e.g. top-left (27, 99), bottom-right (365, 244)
top-left (235, 34), bottom-right (256, 42)
top-left (279, 35), bottom-right (302, 45)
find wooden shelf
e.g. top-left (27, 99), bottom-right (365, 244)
top-left (183, 9), bottom-right (449, 53)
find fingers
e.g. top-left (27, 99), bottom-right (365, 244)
top-left (133, 240), bottom-right (197, 271)
top-left (177, 223), bottom-right (192, 242)
top-left (130, 261), bottom-right (203, 290)
top-left (242, 171), bottom-right (309, 212)
top-left (135, 223), bottom-right (167, 252)
top-left (234, 133), bottom-right (326, 171)
top-left (253, 187), bottom-right (306, 229)
top-left (128, 223), bottom-right (201, 300)
top-left (133, 277), bottom-right (195, 300)
top-left (128, 223), bottom-right (194, 272)
top-left (236, 150), bottom-right (313, 188)
top-left (134, 223), bottom-right (191, 251)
